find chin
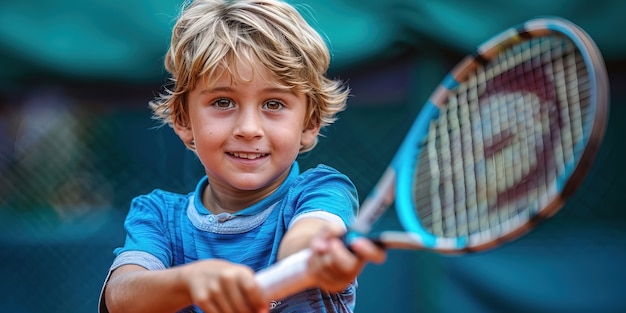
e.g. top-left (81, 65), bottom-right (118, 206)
top-left (228, 177), bottom-right (272, 191)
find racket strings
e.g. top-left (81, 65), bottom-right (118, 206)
top-left (414, 34), bottom-right (591, 240)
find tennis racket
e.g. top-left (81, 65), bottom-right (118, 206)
top-left (255, 17), bottom-right (609, 301)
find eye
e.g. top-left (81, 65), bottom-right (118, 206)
top-left (263, 99), bottom-right (284, 111)
top-left (212, 98), bottom-right (235, 109)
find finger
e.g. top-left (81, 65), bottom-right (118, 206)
top-left (192, 283), bottom-right (224, 313)
top-left (315, 257), bottom-right (355, 292)
top-left (220, 269), bottom-right (266, 313)
top-left (209, 283), bottom-right (235, 313)
top-left (221, 278), bottom-right (250, 313)
top-left (198, 302), bottom-right (220, 313)
top-left (349, 237), bottom-right (387, 264)
top-left (316, 240), bottom-right (358, 281)
top-left (188, 278), bottom-right (219, 313)
top-left (236, 273), bottom-right (267, 313)
top-left (310, 235), bottom-right (331, 253)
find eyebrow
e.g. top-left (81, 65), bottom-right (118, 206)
top-left (200, 86), bottom-right (297, 96)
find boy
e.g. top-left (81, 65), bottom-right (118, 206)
top-left (99, 0), bottom-right (385, 312)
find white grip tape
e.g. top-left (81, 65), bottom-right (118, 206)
top-left (255, 249), bottom-right (316, 301)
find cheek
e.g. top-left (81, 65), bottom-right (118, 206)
top-left (269, 125), bottom-right (304, 151)
top-left (192, 123), bottom-right (224, 150)
top-left (274, 130), bottom-right (301, 147)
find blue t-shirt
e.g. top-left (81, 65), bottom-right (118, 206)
top-left (100, 162), bottom-right (360, 313)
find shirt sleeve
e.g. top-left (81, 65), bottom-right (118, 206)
top-left (288, 210), bottom-right (347, 230)
top-left (290, 164), bottom-right (359, 228)
top-left (112, 190), bottom-right (176, 268)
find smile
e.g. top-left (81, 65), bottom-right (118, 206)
top-left (229, 152), bottom-right (267, 160)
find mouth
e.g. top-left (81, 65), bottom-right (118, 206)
top-left (228, 152), bottom-right (268, 160)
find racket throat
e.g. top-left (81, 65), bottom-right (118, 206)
top-left (350, 167), bottom-right (397, 235)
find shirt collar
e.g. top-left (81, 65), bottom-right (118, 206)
top-left (192, 162), bottom-right (300, 216)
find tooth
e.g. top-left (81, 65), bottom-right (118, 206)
top-left (232, 153), bottom-right (264, 159)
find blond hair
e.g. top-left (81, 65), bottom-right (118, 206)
top-left (150, 0), bottom-right (349, 152)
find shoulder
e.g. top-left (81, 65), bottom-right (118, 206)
top-left (295, 164), bottom-right (354, 186)
top-left (304, 164), bottom-right (343, 175)
top-left (132, 188), bottom-right (191, 205)
top-left (127, 189), bottom-right (191, 220)
top-left (285, 164), bottom-right (358, 221)
top-left (295, 164), bottom-right (357, 199)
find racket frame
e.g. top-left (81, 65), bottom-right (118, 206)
top-left (389, 17), bottom-right (609, 252)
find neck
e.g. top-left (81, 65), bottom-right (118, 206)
top-left (201, 167), bottom-right (292, 214)
top-left (202, 186), bottom-right (239, 214)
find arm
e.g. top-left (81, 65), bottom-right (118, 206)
top-left (277, 217), bottom-right (386, 293)
top-left (277, 217), bottom-right (340, 260)
top-left (101, 191), bottom-right (270, 312)
top-left (104, 261), bottom-right (268, 313)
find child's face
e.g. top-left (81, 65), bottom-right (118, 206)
top-left (178, 59), bottom-right (319, 194)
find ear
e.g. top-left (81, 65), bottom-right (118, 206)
top-left (300, 122), bottom-right (321, 148)
top-left (174, 121), bottom-right (194, 148)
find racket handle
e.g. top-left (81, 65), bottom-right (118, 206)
top-left (255, 248), bottom-right (316, 301)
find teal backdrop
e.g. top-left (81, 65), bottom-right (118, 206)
top-left (0, 1), bottom-right (625, 312)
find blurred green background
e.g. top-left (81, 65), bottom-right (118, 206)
top-left (1, 1), bottom-right (625, 312)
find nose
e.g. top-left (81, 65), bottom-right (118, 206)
top-left (234, 106), bottom-right (263, 139)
